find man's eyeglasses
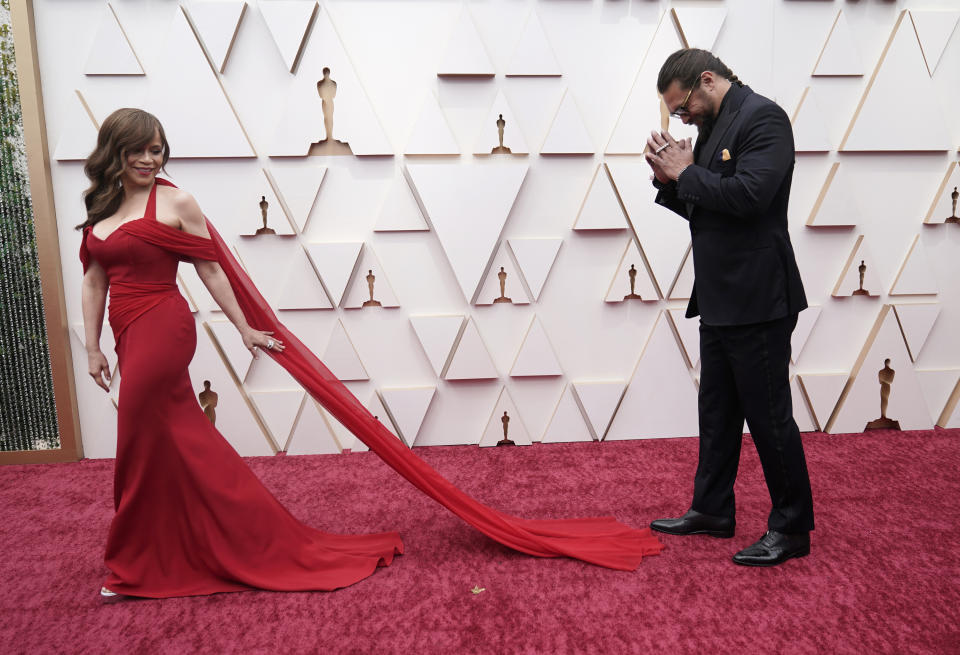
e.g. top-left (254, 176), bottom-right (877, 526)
top-left (670, 73), bottom-right (704, 118)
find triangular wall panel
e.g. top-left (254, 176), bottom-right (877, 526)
top-left (605, 160), bottom-right (691, 296)
top-left (832, 235), bottom-right (882, 297)
top-left (410, 315), bottom-right (464, 378)
top-left (143, 7), bottom-right (254, 158)
top-left (916, 370), bottom-right (960, 429)
top-left (540, 88), bottom-right (594, 154)
top-left (573, 164), bottom-right (628, 231)
top-left (54, 90), bottom-right (99, 161)
top-left (828, 305), bottom-right (933, 433)
top-left (380, 386), bottom-right (437, 447)
top-left (924, 163), bottom-right (960, 224)
top-left (505, 11), bottom-right (561, 76)
top-left (797, 373), bottom-right (848, 432)
top-left (507, 238), bottom-right (562, 302)
top-left (437, 7), bottom-right (495, 77)
top-left (791, 87), bottom-right (832, 153)
top-left (541, 384), bottom-right (594, 443)
top-left (286, 398), bottom-right (342, 455)
top-left (806, 163), bottom-right (860, 226)
top-left (510, 317), bottom-right (563, 377)
top-left (475, 242), bottom-right (530, 306)
top-left (375, 174), bottom-right (430, 232)
top-left (343, 393), bottom-right (403, 452)
top-left (184, 1), bottom-right (247, 73)
top-left (69, 329), bottom-right (118, 458)
top-left (445, 318), bottom-right (498, 380)
top-left (607, 312), bottom-right (700, 440)
top-left (304, 242), bottom-right (363, 306)
top-left (606, 11), bottom-right (697, 153)
top-left (205, 319), bottom-right (254, 382)
top-left (84, 4), bottom-right (143, 75)
top-left (479, 388), bottom-right (532, 447)
top-left (266, 166), bottom-right (327, 233)
top-left (178, 265), bottom-right (220, 313)
top-left (249, 390), bottom-right (305, 452)
top-left (342, 247), bottom-right (400, 309)
top-left (668, 244), bottom-right (694, 300)
top-left (791, 375), bottom-right (817, 433)
top-left (322, 319), bottom-right (368, 381)
top-left (270, 10), bottom-right (392, 155)
top-left (889, 235), bottom-right (938, 296)
top-left (571, 381), bottom-right (626, 441)
top-left (406, 163), bottom-right (528, 303)
top-left (792, 306), bottom-right (822, 365)
top-left (666, 308), bottom-right (700, 369)
top-left (193, 324), bottom-right (274, 456)
top-left (605, 239), bottom-right (659, 302)
top-left (405, 91), bottom-right (460, 155)
top-left (236, 238), bottom-right (315, 309)
top-left (474, 90), bottom-right (530, 155)
top-left (893, 303), bottom-right (940, 362)
top-left (813, 10), bottom-right (864, 76)
top-left (909, 10), bottom-right (960, 76)
top-left (940, 379), bottom-right (960, 428)
top-left (276, 245), bottom-right (333, 310)
top-left (671, 6), bottom-right (726, 50)
top-left (259, 0), bottom-right (318, 73)
top-left (841, 11), bottom-right (951, 151)
top-left (236, 170), bottom-right (295, 235)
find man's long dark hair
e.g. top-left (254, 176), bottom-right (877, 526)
top-left (657, 48), bottom-right (744, 94)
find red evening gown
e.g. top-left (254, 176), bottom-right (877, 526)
top-left (81, 179), bottom-right (661, 598)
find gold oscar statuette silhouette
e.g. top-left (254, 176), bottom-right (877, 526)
top-left (493, 266), bottom-right (512, 304)
top-left (851, 260), bottom-right (869, 296)
top-left (497, 411), bottom-right (515, 446)
top-left (362, 269), bottom-right (382, 307)
top-left (491, 114), bottom-right (512, 154)
top-left (198, 380), bottom-right (218, 426)
top-left (946, 186), bottom-right (959, 224)
top-left (865, 358), bottom-right (901, 430)
top-left (308, 67), bottom-right (353, 156)
top-left (624, 264), bottom-right (643, 300)
top-left (254, 195), bottom-right (276, 235)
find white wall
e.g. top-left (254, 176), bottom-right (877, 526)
top-left (34, 0), bottom-right (960, 457)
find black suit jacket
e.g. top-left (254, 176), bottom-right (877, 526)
top-left (655, 84), bottom-right (807, 326)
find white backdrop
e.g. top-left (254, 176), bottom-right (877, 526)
top-left (33, 0), bottom-right (960, 457)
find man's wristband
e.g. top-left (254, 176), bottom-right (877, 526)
top-left (675, 164), bottom-right (691, 183)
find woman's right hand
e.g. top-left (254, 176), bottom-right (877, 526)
top-left (87, 350), bottom-right (112, 391)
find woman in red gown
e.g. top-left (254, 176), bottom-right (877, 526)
top-left (80, 109), bottom-right (661, 599)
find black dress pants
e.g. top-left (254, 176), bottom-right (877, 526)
top-left (692, 313), bottom-right (815, 533)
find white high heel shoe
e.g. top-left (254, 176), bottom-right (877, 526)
top-left (100, 587), bottom-right (121, 599)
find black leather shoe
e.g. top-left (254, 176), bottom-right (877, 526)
top-left (732, 531), bottom-right (810, 567)
top-left (650, 509), bottom-right (735, 538)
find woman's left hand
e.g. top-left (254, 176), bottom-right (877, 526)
top-left (242, 328), bottom-right (285, 358)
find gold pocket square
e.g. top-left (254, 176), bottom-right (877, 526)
top-left (721, 148), bottom-right (731, 161)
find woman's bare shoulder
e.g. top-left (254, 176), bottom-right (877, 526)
top-left (156, 184), bottom-right (198, 210)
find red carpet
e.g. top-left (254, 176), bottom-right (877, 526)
top-left (2, 429), bottom-right (959, 654)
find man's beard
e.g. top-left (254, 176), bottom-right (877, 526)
top-left (697, 114), bottom-right (716, 135)
top-left (695, 106), bottom-right (719, 147)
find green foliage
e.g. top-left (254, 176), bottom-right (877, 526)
top-left (0, 0), bottom-right (59, 451)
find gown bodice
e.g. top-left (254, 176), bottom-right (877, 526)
top-left (85, 221), bottom-right (180, 287)
top-left (82, 183), bottom-right (189, 342)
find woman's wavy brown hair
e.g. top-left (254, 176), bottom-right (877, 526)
top-left (76, 108), bottom-right (169, 229)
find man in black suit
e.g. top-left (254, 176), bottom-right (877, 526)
top-left (644, 48), bottom-right (814, 566)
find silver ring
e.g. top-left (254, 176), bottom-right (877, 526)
top-left (266, 339), bottom-right (275, 350)
top-left (655, 143), bottom-right (670, 154)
